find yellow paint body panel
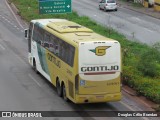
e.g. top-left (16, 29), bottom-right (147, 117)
top-left (47, 21), bottom-right (93, 33)
top-left (78, 76), bottom-right (121, 95)
top-left (75, 93), bottom-right (121, 104)
top-left (154, 0), bottom-right (160, 11)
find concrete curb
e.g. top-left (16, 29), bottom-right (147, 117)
top-left (122, 87), bottom-right (137, 96)
top-left (11, 3), bottom-right (19, 14)
top-left (6, 0), bottom-right (19, 14)
top-left (118, 2), bottom-right (160, 20)
top-left (123, 6), bottom-right (160, 19)
top-left (6, 0), bottom-right (28, 28)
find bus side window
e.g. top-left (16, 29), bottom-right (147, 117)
top-left (55, 45), bottom-right (59, 56)
top-left (50, 35), bottom-right (59, 55)
top-left (44, 32), bottom-right (50, 48)
top-left (38, 27), bottom-right (44, 45)
top-left (68, 46), bottom-right (75, 67)
top-left (28, 24), bottom-right (33, 41)
top-left (37, 40), bottom-right (42, 45)
top-left (64, 44), bottom-right (69, 63)
top-left (61, 42), bottom-right (66, 62)
top-left (33, 25), bottom-right (38, 42)
top-left (48, 43), bottom-right (54, 52)
top-left (55, 38), bottom-right (60, 56)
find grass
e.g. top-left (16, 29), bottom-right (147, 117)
top-left (10, 0), bottom-right (160, 107)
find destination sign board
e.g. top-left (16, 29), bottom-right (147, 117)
top-left (39, 0), bottom-right (72, 14)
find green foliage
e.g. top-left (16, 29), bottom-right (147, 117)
top-left (137, 48), bottom-right (160, 77)
top-left (153, 42), bottom-right (160, 51)
top-left (11, 0), bottom-right (160, 106)
top-left (134, 78), bottom-right (160, 103)
top-left (132, 2), bottom-right (143, 8)
top-left (122, 66), bottom-right (139, 85)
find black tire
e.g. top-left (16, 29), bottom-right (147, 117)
top-left (62, 84), bottom-right (69, 101)
top-left (148, 4), bottom-right (153, 8)
top-left (33, 60), bottom-right (38, 74)
top-left (56, 80), bottom-right (62, 97)
top-left (115, 8), bottom-right (118, 11)
top-left (99, 6), bottom-right (101, 10)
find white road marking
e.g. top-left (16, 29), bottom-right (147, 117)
top-left (131, 17), bottom-right (142, 22)
top-left (0, 44), bottom-right (5, 50)
top-left (28, 74), bottom-right (42, 87)
top-left (1, 15), bottom-right (21, 32)
top-left (13, 53), bottom-right (27, 66)
top-left (5, 0), bottom-right (24, 29)
top-left (144, 27), bottom-right (154, 33)
top-left (120, 101), bottom-right (135, 111)
top-left (6, 19), bottom-right (10, 23)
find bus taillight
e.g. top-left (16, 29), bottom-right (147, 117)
top-left (75, 74), bottom-right (79, 93)
top-left (120, 72), bottom-right (122, 92)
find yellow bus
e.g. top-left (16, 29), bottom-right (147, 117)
top-left (25, 19), bottom-right (122, 103)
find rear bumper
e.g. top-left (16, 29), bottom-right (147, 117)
top-left (105, 6), bottom-right (117, 10)
top-left (74, 92), bottom-right (121, 104)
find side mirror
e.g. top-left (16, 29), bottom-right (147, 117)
top-left (25, 29), bottom-right (29, 39)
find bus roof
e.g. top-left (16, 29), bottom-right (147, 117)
top-left (31, 19), bottom-right (117, 44)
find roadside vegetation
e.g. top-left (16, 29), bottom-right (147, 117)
top-left (120, 0), bottom-right (144, 8)
top-left (9, 0), bottom-right (160, 109)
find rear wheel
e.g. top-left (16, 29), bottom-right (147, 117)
top-left (99, 5), bottom-right (101, 10)
top-left (56, 80), bottom-right (62, 97)
top-left (62, 84), bottom-right (69, 102)
top-left (104, 7), bottom-right (106, 12)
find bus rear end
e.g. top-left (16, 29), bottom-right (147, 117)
top-left (75, 41), bottom-right (121, 103)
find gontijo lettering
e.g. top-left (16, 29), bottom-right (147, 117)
top-left (47, 53), bottom-right (61, 68)
top-left (81, 65), bottom-right (119, 72)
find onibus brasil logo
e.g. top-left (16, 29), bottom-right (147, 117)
top-left (89, 46), bottom-right (111, 56)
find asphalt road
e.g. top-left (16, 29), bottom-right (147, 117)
top-left (0, 0), bottom-right (159, 120)
top-left (72, 0), bottom-right (160, 46)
